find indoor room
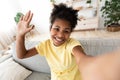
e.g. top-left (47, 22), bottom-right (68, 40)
top-left (0, 0), bottom-right (120, 80)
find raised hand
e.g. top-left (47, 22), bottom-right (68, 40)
top-left (17, 10), bottom-right (34, 37)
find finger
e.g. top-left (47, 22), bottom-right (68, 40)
top-left (30, 24), bottom-right (35, 29)
top-left (27, 24), bottom-right (35, 32)
top-left (20, 15), bottom-right (23, 21)
top-left (27, 12), bottom-right (33, 23)
top-left (24, 10), bottom-right (31, 21)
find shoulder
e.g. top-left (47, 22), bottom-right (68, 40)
top-left (35, 39), bottom-right (51, 55)
top-left (67, 38), bottom-right (81, 45)
top-left (66, 38), bottom-right (81, 52)
top-left (40, 39), bottom-right (50, 44)
top-left (36, 39), bottom-right (51, 47)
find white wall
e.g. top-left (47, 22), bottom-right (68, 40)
top-left (0, 0), bottom-right (107, 50)
top-left (17, 0), bottom-right (52, 34)
top-left (0, 0), bottom-right (52, 34)
top-left (0, 0), bottom-right (106, 34)
top-left (0, 0), bottom-right (53, 50)
top-left (0, 0), bottom-right (15, 32)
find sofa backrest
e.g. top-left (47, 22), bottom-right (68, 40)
top-left (78, 38), bottom-right (120, 56)
top-left (11, 41), bottom-right (51, 74)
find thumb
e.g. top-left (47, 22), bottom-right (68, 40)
top-left (28, 24), bottom-right (35, 31)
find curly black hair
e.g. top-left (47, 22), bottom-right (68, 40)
top-left (50, 3), bottom-right (79, 32)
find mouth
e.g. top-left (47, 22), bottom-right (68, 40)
top-left (53, 37), bottom-right (65, 46)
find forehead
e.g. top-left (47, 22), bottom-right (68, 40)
top-left (53, 19), bottom-right (71, 28)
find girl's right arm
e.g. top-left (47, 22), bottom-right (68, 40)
top-left (16, 11), bottom-right (38, 59)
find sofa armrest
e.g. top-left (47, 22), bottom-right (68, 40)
top-left (0, 50), bottom-right (12, 63)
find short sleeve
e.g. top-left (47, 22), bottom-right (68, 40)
top-left (35, 40), bottom-right (46, 56)
top-left (67, 38), bottom-right (83, 54)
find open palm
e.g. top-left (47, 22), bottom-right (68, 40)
top-left (17, 11), bottom-right (34, 36)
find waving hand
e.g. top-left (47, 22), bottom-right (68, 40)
top-left (17, 10), bottom-right (34, 37)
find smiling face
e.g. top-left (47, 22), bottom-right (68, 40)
top-left (50, 19), bottom-right (72, 46)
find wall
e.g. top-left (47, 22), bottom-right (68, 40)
top-left (17, 0), bottom-right (52, 34)
top-left (56, 0), bottom-right (105, 29)
top-left (0, 0), bottom-right (106, 50)
top-left (0, 0), bottom-right (105, 34)
top-left (0, 0), bottom-right (52, 50)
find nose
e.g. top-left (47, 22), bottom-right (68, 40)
top-left (57, 31), bottom-right (64, 38)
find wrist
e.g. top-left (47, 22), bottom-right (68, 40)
top-left (16, 33), bottom-right (25, 39)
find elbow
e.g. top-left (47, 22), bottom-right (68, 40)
top-left (16, 50), bottom-right (27, 59)
top-left (16, 54), bottom-right (25, 59)
top-left (17, 56), bottom-right (24, 59)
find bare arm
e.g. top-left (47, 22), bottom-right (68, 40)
top-left (72, 46), bottom-right (95, 70)
top-left (72, 46), bottom-right (120, 80)
top-left (16, 11), bottom-right (38, 59)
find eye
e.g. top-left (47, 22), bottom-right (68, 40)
top-left (53, 27), bottom-right (59, 31)
top-left (64, 30), bottom-right (70, 34)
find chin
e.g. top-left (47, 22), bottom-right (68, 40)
top-left (53, 42), bottom-right (64, 46)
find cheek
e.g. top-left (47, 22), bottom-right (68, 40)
top-left (50, 30), bottom-right (55, 37)
top-left (65, 34), bottom-right (71, 38)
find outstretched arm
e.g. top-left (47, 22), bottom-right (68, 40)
top-left (72, 46), bottom-right (120, 80)
top-left (16, 11), bottom-right (38, 59)
top-left (72, 46), bottom-right (95, 72)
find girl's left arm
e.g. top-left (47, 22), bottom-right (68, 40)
top-left (72, 45), bottom-right (120, 80)
top-left (72, 45), bottom-right (96, 70)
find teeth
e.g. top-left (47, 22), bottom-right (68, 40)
top-left (56, 37), bottom-right (63, 42)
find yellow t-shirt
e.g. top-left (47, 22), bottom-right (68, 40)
top-left (36, 38), bottom-right (82, 80)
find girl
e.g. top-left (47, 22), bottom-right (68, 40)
top-left (16, 3), bottom-right (120, 80)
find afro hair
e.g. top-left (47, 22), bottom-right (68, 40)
top-left (50, 3), bottom-right (79, 32)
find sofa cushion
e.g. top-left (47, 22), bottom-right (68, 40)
top-left (25, 71), bottom-right (51, 80)
top-left (11, 41), bottom-right (51, 74)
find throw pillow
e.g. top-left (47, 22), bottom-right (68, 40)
top-left (0, 58), bottom-right (32, 80)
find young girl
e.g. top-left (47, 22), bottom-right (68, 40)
top-left (16, 3), bottom-right (120, 80)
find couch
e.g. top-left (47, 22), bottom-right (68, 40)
top-left (0, 33), bottom-right (120, 80)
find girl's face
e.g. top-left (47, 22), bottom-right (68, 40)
top-left (50, 19), bottom-right (72, 46)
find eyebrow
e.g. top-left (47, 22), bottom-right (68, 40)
top-left (65, 28), bottom-right (71, 30)
top-left (53, 26), bottom-right (71, 30)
